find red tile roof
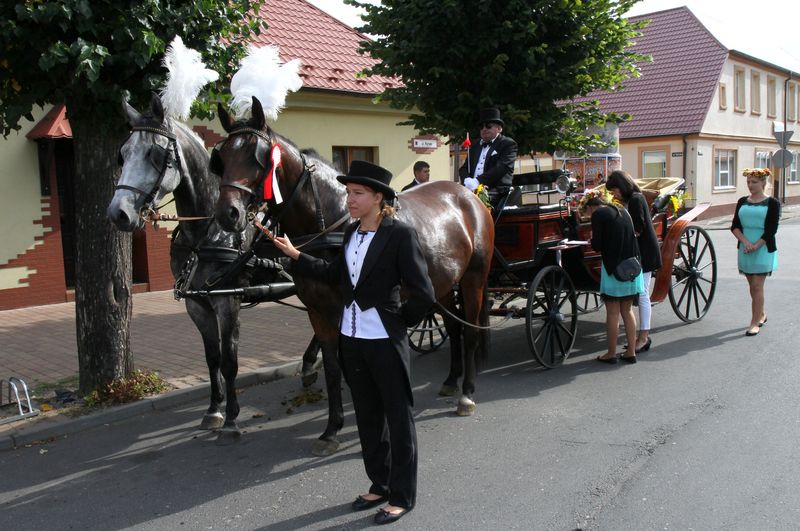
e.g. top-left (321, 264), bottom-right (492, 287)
top-left (587, 7), bottom-right (728, 139)
top-left (252, 0), bottom-right (398, 95)
top-left (26, 104), bottom-right (72, 140)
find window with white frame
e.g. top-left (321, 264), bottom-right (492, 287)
top-left (714, 149), bottom-right (737, 189)
top-left (767, 75), bottom-right (777, 117)
top-left (751, 71), bottom-right (761, 114)
top-left (755, 150), bottom-right (771, 170)
top-left (734, 67), bottom-right (746, 111)
top-left (789, 83), bottom-right (797, 121)
top-left (718, 83), bottom-right (727, 110)
top-left (642, 150), bottom-right (667, 178)
top-left (789, 151), bottom-right (799, 184)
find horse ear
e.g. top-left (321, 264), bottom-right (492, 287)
top-left (150, 92), bottom-right (165, 123)
top-left (251, 97), bottom-right (266, 131)
top-left (217, 103), bottom-right (234, 133)
top-left (122, 97), bottom-right (142, 126)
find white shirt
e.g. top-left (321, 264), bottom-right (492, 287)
top-left (340, 229), bottom-right (389, 339)
top-left (474, 133), bottom-right (499, 178)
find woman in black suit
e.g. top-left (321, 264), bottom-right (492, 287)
top-left (606, 170), bottom-right (662, 353)
top-left (274, 161), bottom-right (435, 525)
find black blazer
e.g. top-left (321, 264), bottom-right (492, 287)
top-left (591, 205), bottom-right (640, 275)
top-left (458, 134), bottom-right (518, 189)
top-left (730, 196), bottom-right (781, 252)
top-left (294, 216), bottom-right (436, 399)
top-left (401, 179), bottom-right (420, 192)
top-left (627, 192), bottom-right (662, 273)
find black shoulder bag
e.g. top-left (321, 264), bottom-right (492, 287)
top-left (613, 209), bottom-right (642, 282)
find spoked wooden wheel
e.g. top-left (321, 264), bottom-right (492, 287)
top-left (525, 265), bottom-right (578, 368)
top-left (669, 225), bottom-right (717, 322)
top-left (408, 310), bottom-right (448, 354)
top-left (575, 291), bottom-right (603, 314)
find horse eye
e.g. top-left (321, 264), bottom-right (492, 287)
top-left (149, 145), bottom-right (168, 170)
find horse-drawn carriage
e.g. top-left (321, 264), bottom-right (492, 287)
top-left (110, 90), bottom-right (716, 445)
top-left (410, 169), bottom-right (717, 368)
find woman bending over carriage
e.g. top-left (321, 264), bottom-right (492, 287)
top-left (605, 170), bottom-right (662, 353)
top-left (274, 161), bottom-right (435, 525)
top-left (579, 190), bottom-right (645, 364)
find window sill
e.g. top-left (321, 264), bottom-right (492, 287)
top-left (733, 107), bottom-right (746, 114)
top-left (712, 187), bottom-right (737, 193)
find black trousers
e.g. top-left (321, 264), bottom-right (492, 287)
top-left (340, 335), bottom-right (417, 510)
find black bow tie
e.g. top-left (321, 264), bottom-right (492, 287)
top-left (480, 140), bottom-right (492, 147)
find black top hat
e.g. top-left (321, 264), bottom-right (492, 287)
top-left (336, 160), bottom-right (396, 199)
top-left (477, 107), bottom-right (504, 127)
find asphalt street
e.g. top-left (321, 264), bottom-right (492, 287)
top-left (1, 218), bottom-right (799, 530)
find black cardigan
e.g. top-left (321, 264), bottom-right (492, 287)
top-left (730, 196), bottom-right (781, 252)
top-left (627, 192), bottom-right (662, 273)
top-left (591, 205), bottom-right (640, 275)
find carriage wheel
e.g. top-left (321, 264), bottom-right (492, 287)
top-left (525, 265), bottom-right (578, 368)
top-left (669, 225), bottom-right (717, 322)
top-left (408, 310), bottom-right (448, 354)
top-left (575, 291), bottom-right (604, 314)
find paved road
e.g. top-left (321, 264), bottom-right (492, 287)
top-left (1, 218), bottom-right (798, 530)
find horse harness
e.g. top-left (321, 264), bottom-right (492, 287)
top-left (116, 124), bottom-right (187, 221)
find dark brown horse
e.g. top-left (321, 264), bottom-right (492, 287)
top-left (211, 97), bottom-right (494, 455)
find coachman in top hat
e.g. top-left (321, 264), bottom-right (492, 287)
top-left (458, 107), bottom-right (518, 208)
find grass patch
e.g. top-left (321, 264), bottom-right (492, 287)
top-left (83, 370), bottom-right (169, 407)
top-left (31, 374), bottom-right (80, 398)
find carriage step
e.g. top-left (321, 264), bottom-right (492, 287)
top-left (0, 376), bottom-right (40, 425)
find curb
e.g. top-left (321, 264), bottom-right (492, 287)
top-left (0, 359), bottom-right (304, 452)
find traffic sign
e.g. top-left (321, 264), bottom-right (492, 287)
top-left (772, 148), bottom-right (794, 168)
top-left (774, 131), bottom-right (794, 148)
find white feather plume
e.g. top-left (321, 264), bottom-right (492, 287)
top-left (160, 36), bottom-right (219, 121)
top-left (230, 45), bottom-right (303, 120)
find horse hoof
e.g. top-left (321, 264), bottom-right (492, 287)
top-left (311, 438), bottom-right (340, 457)
top-left (199, 412), bottom-right (225, 430)
top-left (438, 384), bottom-right (459, 397)
top-left (301, 371), bottom-right (318, 388)
top-left (215, 426), bottom-right (242, 445)
top-left (456, 396), bottom-right (476, 417)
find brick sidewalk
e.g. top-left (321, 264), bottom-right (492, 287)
top-left (0, 290), bottom-right (314, 391)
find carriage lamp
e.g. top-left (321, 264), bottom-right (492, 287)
top-left (555, 173), bottom-right (577, 195)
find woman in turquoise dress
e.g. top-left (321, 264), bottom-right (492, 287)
top-left (730, 168), bottom-right (781, 337)
top-left (580, 191), bottom-right (645, 364)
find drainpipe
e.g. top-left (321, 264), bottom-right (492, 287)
top-left (782, 75), bottom-right (793, 204)
top-left (682, 134), bottom-right (689, 202)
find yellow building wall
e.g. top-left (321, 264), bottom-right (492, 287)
top-left (191, 92), bottom-right (451, 191)
top-left (0, 106), bottom-right (49, 288)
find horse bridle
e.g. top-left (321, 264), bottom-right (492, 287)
top-left (212, 127), bottom-right (328, 230)
top-left (116, 124), bottom-right (186, 220)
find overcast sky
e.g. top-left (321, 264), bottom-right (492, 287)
top-left (306, 0), bottom-right (800, 72)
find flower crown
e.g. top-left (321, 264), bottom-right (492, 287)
top-left (742, 167), bottom-right (771, 178)
top-left (577, 188), bottom-right (610, 212)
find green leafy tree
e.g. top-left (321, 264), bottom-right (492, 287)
top-left (348, 0), bottom-right (648, 155)
top-left (0, 1), bottom-right (266, 394)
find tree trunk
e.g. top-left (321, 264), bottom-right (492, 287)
top-left (68, 104), bottom-right (133, 395)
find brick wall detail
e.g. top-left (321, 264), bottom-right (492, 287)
top-left (0, 164), bottom-right (67, 310)
top-left (143, 223), bottom-right (174, 290)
